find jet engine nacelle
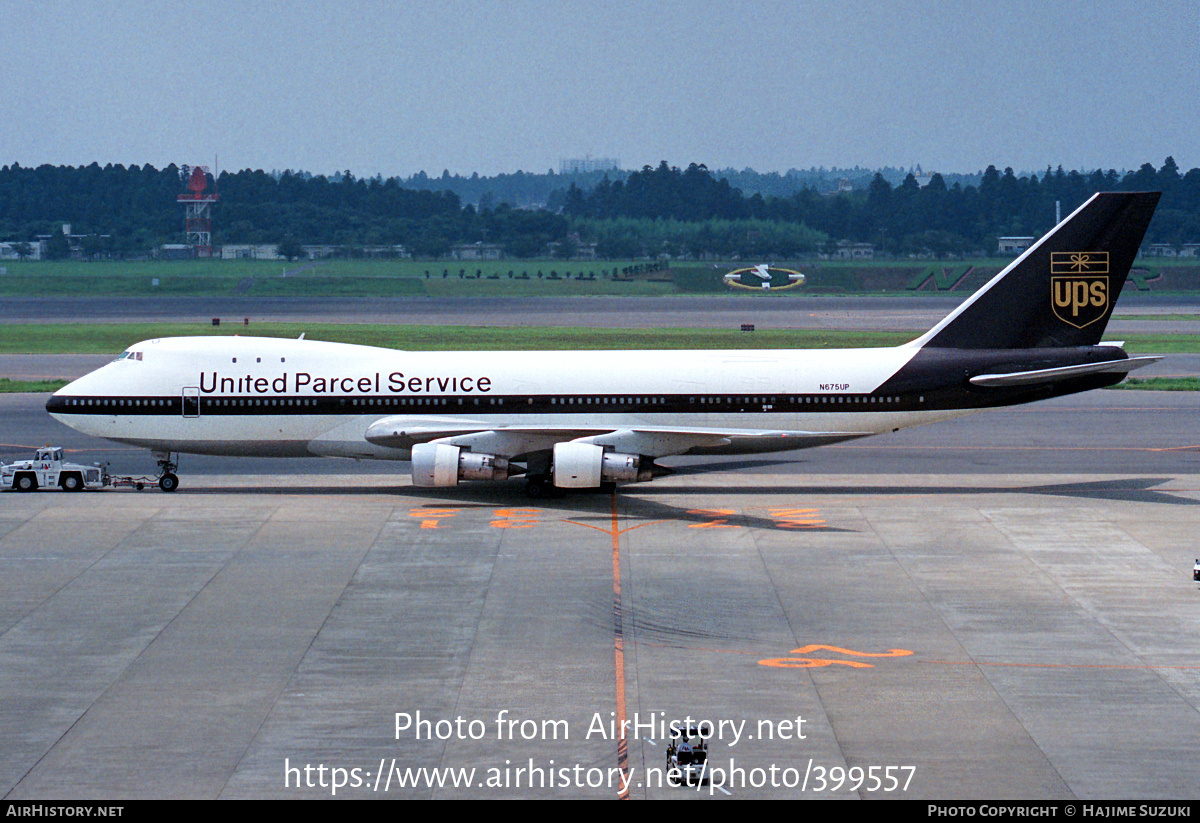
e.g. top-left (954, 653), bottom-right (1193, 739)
top-left (411, 443), bottom-right (510, 487)
top-left (552, 442), bottom-right (646, 488)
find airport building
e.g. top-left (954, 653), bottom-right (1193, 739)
top-left (998, 236), bottom-right (1035, 254)
top-left (0, 240), bottom-right (42, 260)
top-left (451, 241), bottom-right (505, 260)
top-left (835, 240), bottom-right (876, 259)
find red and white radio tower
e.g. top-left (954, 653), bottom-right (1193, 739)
top-left (177, 166), bottom-right (219, 258)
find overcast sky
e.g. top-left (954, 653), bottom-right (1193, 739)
top-left (2, 0), bottom-right (1196, 178)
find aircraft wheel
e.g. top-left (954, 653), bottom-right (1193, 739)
top-left (525, 478), bottom-right (547, 499)
top-left (158, 473), bottom-right (179, 493)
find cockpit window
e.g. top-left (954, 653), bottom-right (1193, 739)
top-left (113, 351), bottom-right (144, 362)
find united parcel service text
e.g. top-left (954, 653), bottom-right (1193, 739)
top-left (199, 372), bottom-right (494, 395)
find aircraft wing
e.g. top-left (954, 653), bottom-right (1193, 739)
top-left (363, 416), bottom-right (872, 458)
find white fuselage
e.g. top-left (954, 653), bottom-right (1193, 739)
top-left (48, 336), bottom-right (972, 460)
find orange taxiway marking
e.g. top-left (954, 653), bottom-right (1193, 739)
top-left (759, 644), bottom-right (914, 669)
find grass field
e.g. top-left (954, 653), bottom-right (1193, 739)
top-left (3, 258), bottom-right (1198, 298)
top-left (1107, 376), bottom-right (1200, 391)
top-left (0, 322), bottom-right (915, 355)
top-left (1112, 314), bottom-right (1200, 321)
top-left (0, 378), bottom-right (68, 393)
top-left (0, 260), bottom-right (676, 298)
top-left (2, 322), bottom-right (1197, 355)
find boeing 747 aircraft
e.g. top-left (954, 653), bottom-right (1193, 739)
top-left (45, 192), bottom-right (1160, 495)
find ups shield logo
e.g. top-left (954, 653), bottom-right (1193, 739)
top-left (1051, 252), bottom-right (1109, 329)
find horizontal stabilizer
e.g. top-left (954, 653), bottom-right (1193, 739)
top-left (968, 356), bottom-right (1160, 388)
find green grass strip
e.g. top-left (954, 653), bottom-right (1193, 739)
top-left (0, 323), bottom-right (914, 354)
top-left (0, 378), bottom-right (70, 393)
top-left (2, 322), bottom-right (1199, 355)
top-left (1107, 376), bottom-right (1200, 391)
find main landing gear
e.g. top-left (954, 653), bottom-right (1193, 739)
top-left (153, 451), bottom-right (180, 493)
top-left (524, 476), bottom-right (618, 498)
top-left (525, 475), bottom-right (553, 499)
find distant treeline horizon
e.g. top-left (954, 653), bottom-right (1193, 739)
top-left (0, 158), bottom-right (1195, 259)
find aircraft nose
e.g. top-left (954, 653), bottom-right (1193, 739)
top-left (45, 378), bottom-right (78, 414)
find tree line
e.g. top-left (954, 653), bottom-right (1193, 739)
top-left (565, 160), bottom-right (1200, 256)
top-left (0, 158), bottom-right (1196, 260)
